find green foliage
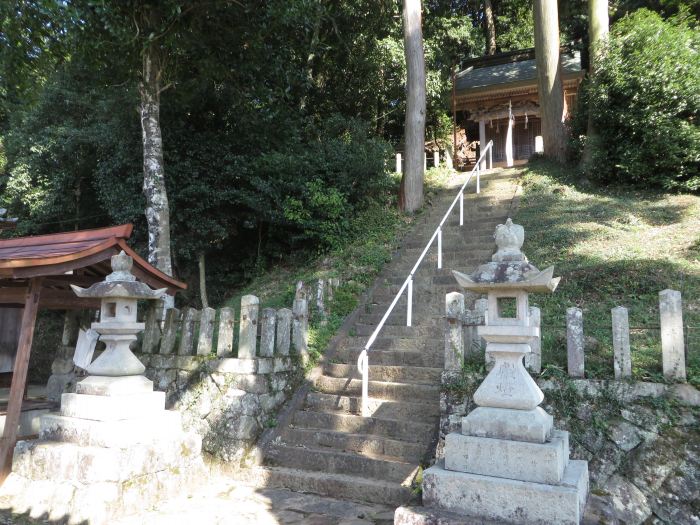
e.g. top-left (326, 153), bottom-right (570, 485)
top-left (575, 9), bottom-right (700, 190)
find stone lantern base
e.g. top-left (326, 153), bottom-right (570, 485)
top-left (0, 375), bottom-right (204, 524)
top-left (419, 421), bottom-right (588, 525)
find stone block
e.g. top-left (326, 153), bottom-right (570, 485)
top-left (273, 357), bottom-right (292, 372)
top-left (256, 358), bottom-right (274, 375)
top-left (445, 292), bottom-right (465, 371)
top-left (232, 373), bottom-right (269, 394)
top-left (462, 406), bottom-right (552, 444)
top-left (160, 307), bottom-right (181, 355)
top-left (444, 430), bottom-right (569, 484)
top-left (76, 375), bottom-right (154, 396)
top-left (40, 411), bottom-right (182, 448)
top-left (423, 459), bottom-right (588, 525)
top-left (208, 357), bottom-right (257, 374)
top-left (60, 391), bottom-right (165, 421)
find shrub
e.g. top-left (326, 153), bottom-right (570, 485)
top-left (579, 9), bottom-right (700, 191)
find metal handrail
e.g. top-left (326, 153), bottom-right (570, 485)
top-left (356, 141), bottom-right (494, 416)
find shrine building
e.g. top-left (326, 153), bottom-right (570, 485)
top-left (453, 48), bottom-right (584, 167)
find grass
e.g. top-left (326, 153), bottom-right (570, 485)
top-left (516, 158), bottom-right (700, 386)
top-left (220, 167), bottom-right (456, 368)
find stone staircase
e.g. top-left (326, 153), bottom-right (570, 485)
top-left (243, 169), bottom-right (521, 505)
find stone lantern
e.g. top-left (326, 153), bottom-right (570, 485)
top-left (421, 219), bottom-right (589, 524)
top-left (2, 251), bottom-right (204, 524)
top-left (71, 250), bottom-right (165, 378)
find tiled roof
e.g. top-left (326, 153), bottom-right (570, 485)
top-left (456, 52), bottom-right (582, 92)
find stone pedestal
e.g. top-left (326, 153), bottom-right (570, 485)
top-left (1, 375), bottom-right (204, 524)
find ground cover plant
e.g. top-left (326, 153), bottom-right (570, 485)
top-left (515, 159), bottom-right (700, 386)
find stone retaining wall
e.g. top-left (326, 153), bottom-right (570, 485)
top-left (139, 353), bottom-right (299, 465)
top-left (438, 373), bottom-right (700, 523)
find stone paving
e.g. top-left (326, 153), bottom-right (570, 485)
top-left (111, 478), bottom-right (396, 525)
top-left (1, 477), bottom-right (395, 524)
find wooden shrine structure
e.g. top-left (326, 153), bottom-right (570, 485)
top-left (452, 48), bottom-right (584, 167)
top-left (0, 224), bottom-right (186, 479)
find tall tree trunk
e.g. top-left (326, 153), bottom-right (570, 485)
top-left (140, 45), bottom-right (173, 277)
top-left (533, 0), bottom-right (567, 163)
top-left (484, 0), bottom-right (497, 55)
top-left (580, 0), bottom-right (609, 173)
top-left (198, 252), bottom-right (208, 309)
top-left (399, 0), bottom-right (426, 214)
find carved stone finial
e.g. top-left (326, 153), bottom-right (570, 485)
top-left (492, 218), bottom-right (526, 263)
top-left (106, 251), bottom-right (136, 282)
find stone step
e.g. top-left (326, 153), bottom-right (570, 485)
top-left (352, 324), bottom-right (440, 338)
top-left (280, 427), bottom-right (428, 462)
top-left (315, 376), bottom-right (441, 403)
top-left (293, 410), bottom-right (437, 444)
top-left (356, 311), bottom-right (442, 326)
top-left (324, 363), bottom-right (443, 384)
top-left (238, 466), bottom-right (414, 506)
top-left (341, 336), bottom-right (442, 352)
top-left (266, 444), bottom-right (418, 483)
top-left (305, 392), bottom-right (440, 422)
top-left (332, 347), bottom-right (443, 368)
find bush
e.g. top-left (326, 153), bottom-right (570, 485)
top-left (578, 9), bottom-right (700, 191)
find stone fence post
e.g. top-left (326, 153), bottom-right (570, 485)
top-left (217, 307), bottom-right (235, 357)
top-left (178, 307), bottom-right (199, 356)
top-left (611, 306), bottom-right (631, 379)
top-left (239, 295), bottom-right (260, 359)
top-left (566, 307), bottom-right (585, 378)
top-left (196, 307), bottom-right (216, 356)
top-left (445, 292), bottom-right (465, 370)
top-left (141, 302), bottom-right (162, 354)
top-left (259, 308), bottom-right (276, 357)
top-left (659, 289), bottom-right (685, 381)
top-left (276, 308), bottom-right (292, 356)
top-left (160, 308), bottom-right (180, 355)
top-left (524, 306), bottom-right (541, 373)
top-left (292, 298), bottom-right (309, 362)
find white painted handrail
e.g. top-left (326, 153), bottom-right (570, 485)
top-left (357, 141), bottom-right (494, 416)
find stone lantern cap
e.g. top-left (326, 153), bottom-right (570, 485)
top-left (452, 218), bottom-right (560, 293)
top-left (71, 251), bottom-right (167, 300)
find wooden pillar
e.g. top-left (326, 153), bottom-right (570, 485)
top-left (505, 117), bottom-right (514, 167)
top-left (479, 120), bottom-right (487, 170)
top-left (0, 277), bottom-right (43, 480)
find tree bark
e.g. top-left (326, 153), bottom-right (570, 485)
top-left (484, 0), bottom-right (497, 56)
top-left (533, 0), bottom-right (567, 163)
top-left (140, 43), bottom-right (173, 278)
top-left (399, 0), bottom-right (426, 214)
top-left (580, 0), bottom-right (609, 173)
top-left (198, 252), bottom-right (208, 309)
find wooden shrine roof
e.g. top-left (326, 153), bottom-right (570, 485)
top-left (0, 224), bottom-right (186, 309)
top-left (456, 51), bottom-right (583, 96)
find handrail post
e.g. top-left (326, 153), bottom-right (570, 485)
top-left (476, 165), bottom-right (481, 194)
top-left (437, 227), bottom-right (442, 269)
top-left (361, 352), bottom-right (369, 416)
top-left (407, 278), bottom-right (413, 327)
top-left (459, 191), bottom-right (464, 226)
top-left (488, 143), bottom-right (493, 170)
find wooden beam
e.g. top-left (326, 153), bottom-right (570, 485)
top-left (0, 277), bottom-right (42, 482)
top-left (0, 287), bottom-right (99, 309)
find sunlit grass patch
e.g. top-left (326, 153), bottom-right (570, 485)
top-left (517, 158), bottom-right (700, 386)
